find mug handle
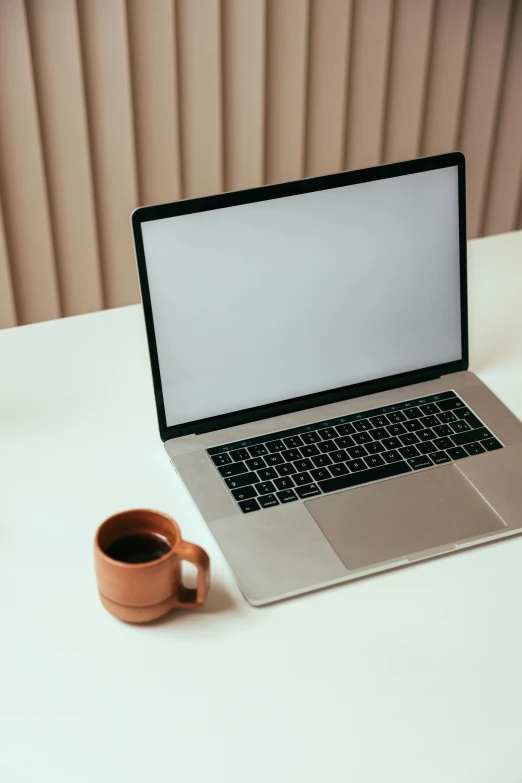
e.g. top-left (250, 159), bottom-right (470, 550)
top-left (175, 540), bottom-right (210, 608)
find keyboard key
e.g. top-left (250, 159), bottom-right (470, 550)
top-left (265, 453), bottom-right (285, 466)
top-left (399, 433), bottom-right (420, 446)
top-left (404, 420), bottom-right (424, 432)
top-left (382, 437), bottom-right (401, 450)
top-left (231, 448), bottom-right (249, 462)
top-left (318, 460), bottom-right (411, 493)
top-left (454, 408), bottom-right (482, 428)
top-left (232, 485), bottom-right (257, 501)
top-left (419, 403), bottom-right (439, 416)
top-left (258, 493), bottom-right (278, 509)
top-left (482, 437), bottom-right (502, 451)
top-left (282, 449), bottom-right (301, 462)
top-left (211, 394), bottom-right (503, 513)
top-left (301, 431), bottom-right (322, 444)
top-left (276, 463), bottom-right (297, 476)
top-left (366, 441), bottom-right (385, 454)
top-left (346, 459), bottom-right (366, 472)
top-left (317, 440), bottom-right (337, 453)
top-left (417, 441), bottom-right (436, 454)
top-left (364, 454), bottom-right (385, 468)
top-left (218, 462), bottom-right (248, 478)
top-left (300, 444), bottom-right (320, 458)
top-left (437, 411), bottom-right (458, 424)
top-left (256, 481), bottom-right (276, 495)
top-left (369, 415), bottom-right (390, 428)
top-left (399, 445), bottom-right (420, 459)
top-left (370, 427), bottom-right (388, 441)
top-left (335, 423), bottom-right (356, 436)
top-left (432, 437), bottom-right (453, 451)
top-left (450, 421), bottom-right (471, 434)
top-left (246, 457), bottom-right (266, 471)
top-left (387, 423), bottom-right (407, 436)
top-left (409, 456), bottom-right (433, 470)
top-left (464, 442), bottom-right (486, 456)
top-left (311, 468), bottom-right (331, 482)
top-left (352, 432), bottom-right (373, 445)
top-left (274, 476), bottom-right (295, 491)
top-left (276, 489), bottom-right (298, 504)
top-left (451, 427), bottom-right (492, 447)
top-left (294, 472), bottom-right (313, 486)
top-left (387, 411), bottom-right (406, 423)
top-left (248, 444), bottom-right (268, 457)
top-left (258, 467), bottom-right (278, 481)
top-left (446, 446), bottom-right (467, 460)
top-left (437, 397), bottom-right (465, 411)
top-left (294, 458), bottom-right (314, 472)
top-left (335, 435), bottom-right (355, 449)
top-left (211, 453), bottom-right (232, 466)
top-left (420, 415), bottom-right (439, 429)
top-left (347, 445), bottom-right (368, 459)
top-left (382, 449), bottom-right (402, 463)
top-left (283, 436), bottom-right (303, 450)
top-left (266, 439), bottom-right (285, 453)
top-left (312, 454), bottom-right (333, 467)
top-left (296, 484), bottom-right (321, 499)
top-left (225, 472), bottom-right (258, 489)
top-left (320, 427), bottom-right (337, 440)
top-left (354, 419), bottom-right (372, 431)
top-left (210, 394), bottom-right (505, 513)
top-left (431, 450), bottom-right (451, 465)
top-left (433, 424), bottom-right (453, 437)
top-left (239, 499), bottom-right (260, 513)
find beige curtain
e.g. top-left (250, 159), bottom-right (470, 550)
top-left (0, 0), bottom-right (521, 330)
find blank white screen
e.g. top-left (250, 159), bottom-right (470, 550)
top-left (141, 166), bottom-right (462, 427)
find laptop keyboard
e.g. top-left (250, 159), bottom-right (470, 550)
top-left (207, 391), bottom-right (503, 513)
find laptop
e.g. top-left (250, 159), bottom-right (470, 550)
top-left (132, 152), bottom-right (522, 606)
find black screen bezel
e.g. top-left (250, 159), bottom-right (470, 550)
top-left (131, 152), bottom-right (468, 442)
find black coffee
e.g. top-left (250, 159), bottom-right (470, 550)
top-left (105, 533), bottom-right (172, 564)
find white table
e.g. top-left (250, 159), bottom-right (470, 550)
top-left (1, 231), bottom-right (522, 782)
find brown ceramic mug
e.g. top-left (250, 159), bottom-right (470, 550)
top-left (94, 509), bottom-right (210, 623)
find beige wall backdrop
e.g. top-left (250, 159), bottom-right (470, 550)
top-left (0, 0), bottom-right (521, 329)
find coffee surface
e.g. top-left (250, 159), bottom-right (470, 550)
top-left (105, 533), bottom-right (172, 564)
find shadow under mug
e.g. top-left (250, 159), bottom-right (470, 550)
top-left (94, 509), bottom-right (210, 623)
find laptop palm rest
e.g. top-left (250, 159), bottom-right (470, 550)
top-left (306, 465), bottom-right (505, 571)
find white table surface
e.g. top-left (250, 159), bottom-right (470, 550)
top-left (1, 231), bottom-right (522, 782)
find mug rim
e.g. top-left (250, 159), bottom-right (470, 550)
top-left (95, 508), bottom-right (181, 569)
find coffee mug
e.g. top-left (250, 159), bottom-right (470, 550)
top-left (94, 509), bottom-right (210, 623)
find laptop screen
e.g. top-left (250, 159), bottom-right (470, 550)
top-left (140, 165), bottom-right (462, 429)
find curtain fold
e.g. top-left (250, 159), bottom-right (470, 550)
top-left (0, 0), bottom-right (520, 328)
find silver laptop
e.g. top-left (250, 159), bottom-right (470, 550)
top-left (132, 153), bottom-right (522, 606)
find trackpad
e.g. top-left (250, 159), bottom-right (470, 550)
top-left (306, 465), bottom-right (505, 571)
